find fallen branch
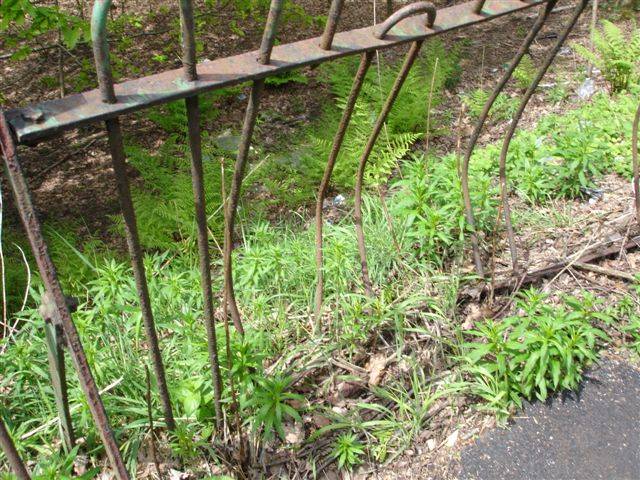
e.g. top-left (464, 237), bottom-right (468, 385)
top-left (572, 262), bottom-right (636, 282)
top-left (466, 233), bottom-right (640, 298)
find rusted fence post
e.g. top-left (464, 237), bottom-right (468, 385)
top-left (91, 0), bottom-right (176, 432)
top-left (498, 0), bottom-right (589, 272)
top-left (223, 0), bottom-right (285, 335)
top-left (0, 417), bottom-right (30, 480)
top-left (0, 111), bottom-right (130, 480)
top-left (178, 0), bottom-right (224, 430)
top-left (39, 292), bottom-right (76, 452)
top-left (354, 2), bottom-right (436, 295)
top-left (460, 0), bottom-right (558, 277)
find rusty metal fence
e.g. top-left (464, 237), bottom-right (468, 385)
top-left (0, 0), bottom-right (593, 477)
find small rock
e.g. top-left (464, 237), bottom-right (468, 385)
top-left (215, 130), bottom-right (241, 154)
top-left (169, 469), bottom-right (190, 480)
top-left (446, 430), bottom-right (459, 448)
top-left (427, 438), bottom-right (437, 451)
top-left (311, 413), bottom-right (332, 428)
top-left (73, 454), bottom-right (89, 476)
top-left (558, 46), bottom-right (572, 56)
top-left (367, 353), bottom-right (388, 386)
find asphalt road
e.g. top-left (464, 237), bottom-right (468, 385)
top-left (460, 359), bottom-right (640, 480)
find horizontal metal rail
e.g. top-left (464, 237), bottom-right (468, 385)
top-left (6, 0), bottom-right (546, 143)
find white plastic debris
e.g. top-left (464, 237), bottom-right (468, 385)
top-left (577, 77), bottom-right (596, 100)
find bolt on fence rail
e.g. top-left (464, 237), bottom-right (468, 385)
top-left (1, 0), bottom-right (612, 476)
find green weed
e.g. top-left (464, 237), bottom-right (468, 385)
top-left (574, 20), bottom-right (640, 92)
top-left (460, 290), bottom-right (609, 422)
top-left (461, 88), bottom-right (518, 121)
top-left (391, 153), bottom-right (497, 264)
top-left (331, 433), bottom-right (365, 471)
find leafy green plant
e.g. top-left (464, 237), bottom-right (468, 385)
top-left (169, 421), bottom-right (214, 462)
top-left (1, 1), bottom-right (88, 60)
top-left (547, 83), bottom-right (570, 104)
top-left (513, 55), bottom-right (536, 90)
top-left (111, 136), bottom-right (229, 250)
top-left (390, 153), bottom-right (497, 264)
top-left (331, 433), bottom-right (365, 471)
top-left (461, 88), bottom-right (518, 121)
top-left (265, 70), bottom-right (309, 86)
top-left (611, 279), bottom-right (640, 354)
top-left (264, 40), bottom-right (461, 203)
top-left (479, 92), bottom-right (640, 205)
top-left (461, 290), bottom-right (609, 422)
top-left (574, 20), bottom-right (640, 92)
top-left (244, 375), bottom-right (304, 442)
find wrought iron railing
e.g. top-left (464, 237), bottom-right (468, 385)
top-left (0, 0), bottom-right (596, 477)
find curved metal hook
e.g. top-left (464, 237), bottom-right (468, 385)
top-left (91, 0), bottom-right (116, 103)
top-left (374, 2), bottom-right (436, 40)
top-left (460, 0), bottom-right (558, 278)
top-left (498, 0), bottom-right (589, 272)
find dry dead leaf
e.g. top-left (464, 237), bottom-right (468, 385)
top-left (367, 353), bottom-right (388, 386)
top-left (284, 422), bottom-right (305, 445)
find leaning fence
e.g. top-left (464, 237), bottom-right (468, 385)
top-left (1, 0), bottom-right (616, 477)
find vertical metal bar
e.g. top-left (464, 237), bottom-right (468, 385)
top-left (473, 0), bottom-right (487, 15)
top-left (223, 0), bottom-right (284, 335)
top-left (40, 292), bottom-right (75, 452)
top-left (43, 321), bottom-right (75, 451)
top-left (178, 0), bottom-right (197, 82)
top-left (105, 118), bottom-right (177, 430)
top-left (320, 0), bottom-right (345, 50)
top-left (460, 0), bottom-right (557, 277)
top-left (91, 0), bottom-right (176, 432)
top-left (632, 101), bottom-right (640, 224)
top-left (258, 0), bottom-right (284, 65)
top-left (314, 51), bottom-right (374, 320)
top-left (178, 0), bottom-right (224, 429)
top-left (498, 0), bottom-right (588, 272)
top-left (0, 112), bottom-right (130, 480)
top-left (0, 417), bottom-right (30, 480)
top-left (91, 0), bottom-right (116, 103)
top-left (354, 40), bottom-right (424, 296)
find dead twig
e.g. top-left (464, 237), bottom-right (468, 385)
top-left (466, 233), bottom-right (640, 298)
top-left (572, 262), bottom-right (636, 282)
